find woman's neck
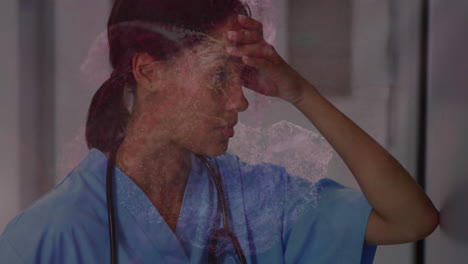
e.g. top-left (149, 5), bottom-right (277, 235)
top-left (114, 102), bottom-right (193, 196)
top-left (114, 132), bottom-right (192, 232)
top-left (115, 134), bottom-right (192, 196)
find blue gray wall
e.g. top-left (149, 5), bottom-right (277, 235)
top-left (425, 0), bottom-right (468, 263)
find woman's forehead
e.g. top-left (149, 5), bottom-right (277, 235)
top-left (192, 53), bottom-right (244, 75)
top-left (192, 43), bottom-right (242, 67)
top-left (196, 22), bottom-right (244, 65)
top-left (178, 15), bottom-right (244, 69)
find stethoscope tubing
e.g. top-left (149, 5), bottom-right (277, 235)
top-left (106, 150), bottom-right (118, 264)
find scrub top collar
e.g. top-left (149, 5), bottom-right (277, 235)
top-left (85, 148), bottom-right (251, 263)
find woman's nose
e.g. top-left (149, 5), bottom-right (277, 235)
top-left (226, 83), bottom-right (249, 113)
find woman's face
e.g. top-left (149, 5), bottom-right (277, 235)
top-left (146, 16), bottom-right (249, 156)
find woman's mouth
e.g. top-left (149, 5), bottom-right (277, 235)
top-left (217, 126), bottom-right (235, 137)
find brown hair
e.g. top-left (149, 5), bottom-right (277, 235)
top-left (85, 0), bottom-right (250, 153)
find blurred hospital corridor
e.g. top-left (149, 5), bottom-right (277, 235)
top-left (1, 0), bottom-right (467, 263)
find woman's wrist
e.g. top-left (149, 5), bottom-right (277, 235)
top-left (290, 81), bottom-right (321, 107)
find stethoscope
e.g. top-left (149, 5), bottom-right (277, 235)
top-left (105, 143), bottom-right (247, 264)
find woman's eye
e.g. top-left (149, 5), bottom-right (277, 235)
top-left (213, 71), bottom-right (228, 82)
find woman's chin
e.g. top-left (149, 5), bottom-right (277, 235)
top-left (205, 139), bottom-right (229, 156)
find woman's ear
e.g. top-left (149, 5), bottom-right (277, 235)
top-left (132, 52), bottom-right (161, 93)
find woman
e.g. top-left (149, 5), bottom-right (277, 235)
top-left (0, 0), bottom-right (439, 263)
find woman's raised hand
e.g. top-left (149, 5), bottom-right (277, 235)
top-left (225, 14), bottom-right (311, 104)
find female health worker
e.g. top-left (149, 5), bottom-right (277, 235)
top-left (0, 0), bottom-right (439, 263)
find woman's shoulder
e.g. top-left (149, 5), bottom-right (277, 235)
top-left (213, 152), bottom-right (331, 253)
top-left (214, 151), bottom-right (297, 187)
top-left (214, 152), bottom-right (323, 217)
top-left (216, 151), bottom-right (353, 196)
top-left (0, 150), bottom-right (109, 256)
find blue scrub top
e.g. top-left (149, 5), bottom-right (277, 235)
top-left (0, 148), bottom-right (377, 263)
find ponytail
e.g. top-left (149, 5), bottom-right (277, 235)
top-left (85, 69), bottom-right (133, 153)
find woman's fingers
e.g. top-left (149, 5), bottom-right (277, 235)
top-left (226, 15), bottom-right (278, 62)
top-left (226, 29), bottom-right (262, 44)
top-left (241, 56), bottom-right (270, 69)
top-left (227, 15), bottom-right (263, 44)
top-left (226, 41), bottom-right (276, 59)
top-left (237, 14), bottom-right (263, 34)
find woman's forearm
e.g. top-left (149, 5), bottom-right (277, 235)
top-left (292, 82), bottom-right (439, 236)
top-left (223, 12), bottom-right (438, 237)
